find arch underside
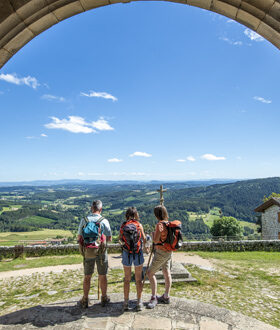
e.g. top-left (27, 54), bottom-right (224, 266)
top-left (0, 0), bottom-right (280, 68)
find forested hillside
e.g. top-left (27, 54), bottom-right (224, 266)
top-left (0, 177), bottom-right (279, 238)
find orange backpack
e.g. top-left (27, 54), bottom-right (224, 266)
top-left (158, 220), bottom-right (183, 251)
top-left (120, 219), bottom-right (142, 254)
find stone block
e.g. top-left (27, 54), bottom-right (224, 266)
top-left (212, 0), bottom-right (238, 19)
top-left (28, 12), bottom-right (58, 35)
top-left (0, 12), bottom-right (22, 41)
top-left (187, 0), bottom-right (212, 11)
top-left (0, 21), bottom-right (26, 49)
top-left (3, 27), bottom-right (34, 55)
top-left (0, 48), bottom-right (12, 69)
top-left (15, 0), bottom-right (46, 21)
top-left (53, 1), bottom-right (84, 21)
top-left (242, 0), bottom-right (274, 12)
top-left (240, 1), bottom-right (265, 20)
top-left (21, 6), bottom-right (51, 26)
top-left (133, 315), bottom-right (172, 329)
top-left (236, 9), bottom-right (260, 30)
top-left (0, 0), bottom-right (17, 24)
top-left (199, 317), bottom-right (228, 330)
top-left (221, 0), bottom-right (241, 7)
top-left (80, 0), bottom-right (110, 10)
top-left (264, 14), bottom-right (280, 34)
top-left (173, 320), bottom-right (199, 329)
top-left (269, 1), bottom-right (280, 22)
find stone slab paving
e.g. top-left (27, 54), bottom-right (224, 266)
top-left (0, 293), bottom-right (277, 330)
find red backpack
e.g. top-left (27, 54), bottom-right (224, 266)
top-left (120, 219), bottom-right (142, 254)
top-left (158, 220), bottom-right (183, 251)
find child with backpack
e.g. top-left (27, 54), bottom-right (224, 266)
top-left (146, 205), bottom-right (182, 309)
top-left (120, 207), bottom-right (147, 311)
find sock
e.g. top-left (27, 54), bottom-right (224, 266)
top-left (124, 299), bottom-right (129, 304)
top-left (164, 293), bottom-right (169, 299)
top-left (137, 298), bottom-right (142, 304)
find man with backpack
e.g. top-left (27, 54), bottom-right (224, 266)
top-left (146, 205), bottom-right (182, 309)
top-left (77, 200), bottom-right (112, 308)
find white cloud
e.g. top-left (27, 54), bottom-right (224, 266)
top-left (41, 133), bottom-right (48, 137)
top-left (91, 117), bottom-right (114, 131)
top-left (176, 159), bottom-right (186, 162)
top-left (187, 156), bottom-right (196, 162)
top-left (244, 28), bottom-right (264, 42)
top-left (253, 96), bottom-right (271, 104)
top-left (201, 153), bottom-right (226, 161)
top-left (226, 19), bottom-right (236, 24)
top-left (25, 136), bottom-right (37, 139)
top-left (81, 90), bottom-right (117, 102)
top-left (129, 151), bottom-right (152, 158)
top-left (0, 73), bottom-right (40, 89)
top-left (108, 158), bottom-right (123, 163)
top-left (45, 116), bottom-right (114, 134)
top-left (219, 37), bottom-right (242, 46)
top-left (41, 94), bottom-right (65, 102)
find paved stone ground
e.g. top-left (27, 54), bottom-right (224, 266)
top-left (0, 293), bottom-right (277, 330)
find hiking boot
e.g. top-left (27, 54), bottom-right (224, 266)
top-left (101, 295), bottom-right (110, 307)
top-left (136, 301), bottom-right (144, 311)
top-left (157, 294), bottom-right (170, 304)
top-left (77, 297), bottom-right (89, 309)
top-left (123, 301), bottom-right (129, 311)
top-left (147, 296), bottom-right (157, 309)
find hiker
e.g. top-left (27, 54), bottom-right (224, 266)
top-left (146, 205), bottom-right (176, 309)
top-left (77, 200), bottom-right (112, 308)
top-left (119, 207), bottom-right (147, 311)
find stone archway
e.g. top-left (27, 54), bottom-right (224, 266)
top-left (0, 0), bottom-right (280, 69)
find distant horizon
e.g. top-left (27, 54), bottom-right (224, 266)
top-left (0, 176), bottom-right (279, 186)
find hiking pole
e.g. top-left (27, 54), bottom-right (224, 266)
top-left (98, 277), bottom-right (100, 300)
top-left (142, 243), bottom-right (154, 290)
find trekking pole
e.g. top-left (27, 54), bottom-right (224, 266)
top-left (98, 277), bottom-right (100, 300)
top-left (142, 243), bottom-right (154, 290)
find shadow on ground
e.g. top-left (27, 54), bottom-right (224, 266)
top-left (0, 300), bottom-right (124, 328)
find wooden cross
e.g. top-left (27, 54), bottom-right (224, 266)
top-left (157, 185), bottom-right (167, 205)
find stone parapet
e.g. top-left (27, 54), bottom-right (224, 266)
top-left (0, 240), bottom-right (279, 259)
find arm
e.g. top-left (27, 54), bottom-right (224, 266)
top-left (153, 223), bottom-right (163, 244)
top-left (139, 223), bottom-right (146, 244)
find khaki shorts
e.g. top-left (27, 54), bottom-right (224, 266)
top-left (83, 252), bottom-right (108, 276)
top-left (148, 249), bottom-right (172, 274)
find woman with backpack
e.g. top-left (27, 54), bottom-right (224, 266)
top-left (146, 205), bottom-right (182, 309)
top-left (119, 207), bottom-right (147, 311)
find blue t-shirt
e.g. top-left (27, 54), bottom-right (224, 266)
top-left (78, 214), bottom-right (112, 237)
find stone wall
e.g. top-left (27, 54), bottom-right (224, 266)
top-left (262, 205), bottom-right (280, 240)
top-left (1, 240), bottom-right (279, 259)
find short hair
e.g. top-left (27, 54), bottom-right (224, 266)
top-left (125, 207), bottom-right (139, 220)
top-left (92, 200), bottom-right (102, 212)
top-left (154, 205), bottom-right (168, 220)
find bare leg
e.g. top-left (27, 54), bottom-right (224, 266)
top-left (162, 267), bottom-right (172, 297)
top-left (135, 265), bottom-right (143, 302)
top-left (83, 275), bottom-right (92, 299)
top-left (99, 274), bottom-right (107, 297)
top-left (123, 266), bottom-right (132, 301)
top-left (147, 270), bottom-right (157, 297)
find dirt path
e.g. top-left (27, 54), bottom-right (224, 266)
top-left (0, 253), bottom-right (214, 280)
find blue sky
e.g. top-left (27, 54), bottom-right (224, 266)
top-left (0, 2), bottom-right (279, 182)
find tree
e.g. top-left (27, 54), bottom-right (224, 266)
top-left (263, 192), bottom-right (280, 202)
top-left (210, 216), bottom-right (243, 240)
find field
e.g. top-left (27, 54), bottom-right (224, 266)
top-left (0, 229), bottom-right (73, 246)
top-left (189, 207), bottom-right (258, 232)
top-left (0, 205), bottom-right (22, 214)
top-left (0, 251), bottom-right (279, 327)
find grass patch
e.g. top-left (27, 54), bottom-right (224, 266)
top-left (0, 255), bottom-right (83, 272)
top-left (0, 229), bottom-right (73, 245)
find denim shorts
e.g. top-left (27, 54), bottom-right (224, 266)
top-left (122, 249), bottom-right (144, 267)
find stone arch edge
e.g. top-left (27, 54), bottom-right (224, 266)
top-left (0, 0), bottom-right (280, 69)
